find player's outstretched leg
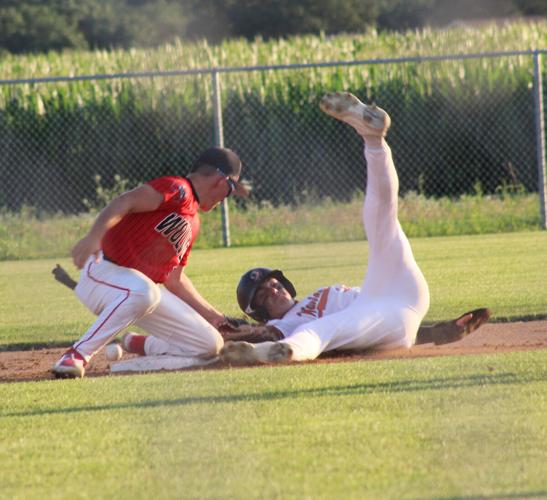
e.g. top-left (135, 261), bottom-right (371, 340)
top-left (220, 341), bottom-right (293, 366)
top-left (317, 91), bottom-right (429, 352)
top-left (319, 92), bottom-right (391, 137)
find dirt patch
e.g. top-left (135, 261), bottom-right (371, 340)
top-left (1, 320), bottom-right (546, 383)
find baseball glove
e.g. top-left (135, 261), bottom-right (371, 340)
top-left (432, 307), bottom-right (491, 345)
top-left (218, 318), bottom-right (284, 343)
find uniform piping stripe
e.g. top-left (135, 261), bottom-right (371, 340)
top-left (74, 261), bottom-right (131, 351)
top-left (317, 287), bottom-right (331, 318)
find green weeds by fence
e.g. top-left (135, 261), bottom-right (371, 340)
top-left (0, 192), bottom-right (540, 261)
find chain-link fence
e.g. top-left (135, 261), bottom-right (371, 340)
top-left (0, 50), bottom-right (546, 241)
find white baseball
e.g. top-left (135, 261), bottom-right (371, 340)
top-left (105, 343), bottom-right (123, 362)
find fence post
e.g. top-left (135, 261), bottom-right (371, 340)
top-left (533, 50), bottom-right (547, 230)
top-left (212, 69), bottom-right (231, 246)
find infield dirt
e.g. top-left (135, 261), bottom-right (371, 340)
top-left (1, 320), bottom-right (546, 383)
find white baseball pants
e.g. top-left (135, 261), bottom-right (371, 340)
top-left (73, 256), bottom-right (223, 362)
top-left (281, 143), bottom-right (430, 361)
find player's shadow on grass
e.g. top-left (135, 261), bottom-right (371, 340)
top-left (1, 371), bottom-right (540, 418)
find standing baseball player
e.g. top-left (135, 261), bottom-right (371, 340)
top-left (219, 91), bottom-right (436, 364)
top-left (52, 147), bottom-right (247, 378)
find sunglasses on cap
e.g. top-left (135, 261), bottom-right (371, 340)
top-left (216, 168), bottom-right (237, 198)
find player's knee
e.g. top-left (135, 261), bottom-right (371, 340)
top-left (202, 330), bottom-right (224, 357)
top-left (130, 285), bottom-right (161, 316)
top-left (285, 331), bottom-right (322, 361)
top-left (211, 333), bottom-right (225, 356)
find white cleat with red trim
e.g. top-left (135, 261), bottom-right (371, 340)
top-left (52, 348), bottom-right (86, 378)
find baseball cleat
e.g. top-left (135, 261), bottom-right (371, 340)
top-left (433, 308), bottom-right (491, 345)
top-left (319, 91), bottom-right (391, 137)
top-left (121, 332), bottom-right (147, 356)
top-left (220, 341), bottom-right (293, 365)
top-left (52, 348), bottom-right (86, 378)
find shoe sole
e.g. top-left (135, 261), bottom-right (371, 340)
top-left (220, 341), bottom-right (293, 365)
top-left (319, 92), bottom-right (390, 136)
top-left (51, 366), bottom-right (85, 379)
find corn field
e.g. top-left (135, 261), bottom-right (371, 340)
top-left (0, 22), bottom-right (546, 213)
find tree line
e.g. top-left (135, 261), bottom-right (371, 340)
top-left (0, 0), bottom-right (545, 54)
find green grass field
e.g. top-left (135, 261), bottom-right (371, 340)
top-left (1, 231), bottom-right (546, 349)
top-left (1, 353), bottom-right (545, 499)
top-left (0, 232), bottom-right (546, 498)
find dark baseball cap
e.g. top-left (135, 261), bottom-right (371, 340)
top-left (192, 147), bottom-right (249, 196)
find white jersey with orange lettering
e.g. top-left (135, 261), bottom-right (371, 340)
top-left (267, 285), bottom-right (360, 338)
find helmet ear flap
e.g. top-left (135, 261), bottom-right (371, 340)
top-left (246, 306), bottom-right (269, 324)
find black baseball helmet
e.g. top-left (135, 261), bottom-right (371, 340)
top-left (237, 267), bottom-right (297, 323)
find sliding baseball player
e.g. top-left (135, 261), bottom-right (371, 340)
top-left (220, 92), bottom-right (488, 364)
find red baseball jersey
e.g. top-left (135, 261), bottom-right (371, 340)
top-left (101, 176), bottom-right (200, 283)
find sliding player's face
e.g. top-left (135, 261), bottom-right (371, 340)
top-left (253, 278), bottom-right (295, 320)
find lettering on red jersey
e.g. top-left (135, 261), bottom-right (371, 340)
top-left (297, 287), bottom-right (331, 319)
top-left (155, 212), bottom-right (193, 261)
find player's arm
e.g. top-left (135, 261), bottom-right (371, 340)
top-left (72, 185), bottom-right (164, 268)
top-left (164, 266), bottom-right (226, 328)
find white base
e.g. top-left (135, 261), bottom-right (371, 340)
top-left (110, 355), bottom-right (219, 373)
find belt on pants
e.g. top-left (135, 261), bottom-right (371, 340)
top-left (102, 254), bottom-right (119, 266)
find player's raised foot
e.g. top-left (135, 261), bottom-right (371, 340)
top-left (121, 332), bottom-right (147, 356)
top-left (51, 348), bottom-right (86, 379)
top-left (220, 341), bottom-right (293, 366)
top-left (319, 92), bottom-right (391, 137)
top-left (433, 308), bottom-right (491, 345)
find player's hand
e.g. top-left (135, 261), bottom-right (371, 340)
top-left (72, 235), bottom-right (101, 269)
top-left (218, 316), bottom-right (250, 334)
top-left (207, 312), bottom-right (231, 330)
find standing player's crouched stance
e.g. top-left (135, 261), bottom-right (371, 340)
top-left (52, 147), bottom-right (248, 378)
top-left (221, 92), bottom-right (431, 364)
